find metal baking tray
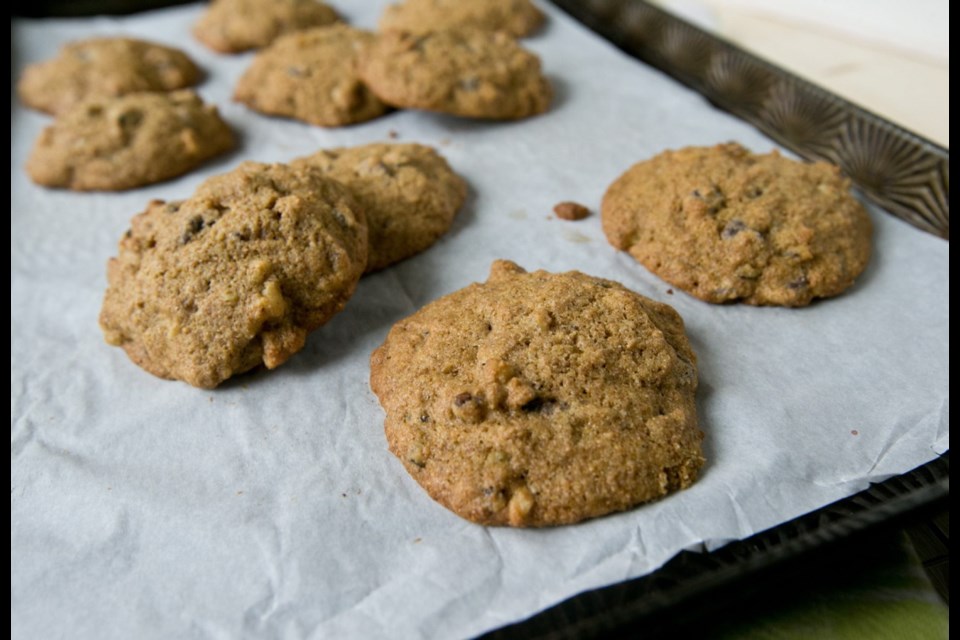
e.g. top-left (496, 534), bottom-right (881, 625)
top-left (482, 1), bottom-right (949, 636)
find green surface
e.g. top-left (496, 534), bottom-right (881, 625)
top-left (714, 533), bottom-right (948, 640)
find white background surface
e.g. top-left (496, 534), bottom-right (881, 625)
top-left (11, 2), bottom-right (949, 639)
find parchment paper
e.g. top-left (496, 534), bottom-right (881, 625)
top-left (10, 3), bottom-right (949, 639)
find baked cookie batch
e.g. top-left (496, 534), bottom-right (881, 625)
top-left (18, 0), bottom-right (874, 527)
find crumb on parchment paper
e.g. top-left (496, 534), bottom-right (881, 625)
top-left (553, 201), bottom-right (590, 220)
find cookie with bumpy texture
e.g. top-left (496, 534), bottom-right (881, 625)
top-left (370, 260), bottom-right (704, 527)
top-left (234, 25), bottom-right (388, 127)
top-left (379, 0), bottom-right (545, 38)
top-left (601, 143), bottom-right (873, 306)
top-left (293, 143), bottom-right (466, 272)
top-left (100, 162), bottom-right (368, 389)
top-left (193, 0), bottom-right (340, 53)
top-left (359, 29), bottom-right (551, 120)
top-left (17, 38), bottom-right (200, 116)
top-left (27, 91), bottom-right (234, 191)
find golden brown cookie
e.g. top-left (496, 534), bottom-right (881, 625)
top-left (193, 0), bottom-right (340, 53)
top-left (293, 143), bottom-right (467, 272)
top-left (100, 162), bottom-right (368, 389)
top-left (358, 29), bottom-right (551, 120)
top-left (17, 37), bottom-right (200, 116)
top-left (379, 0), bottom-right (545, 38)
top-left (26, 91), bottom-right (234, 191)
top-left (234, 25), bottom-right (388, 127)
top-left (370, 260), bottom-right (704, 527)
top-left (601, 143), bottom-right (873, 306)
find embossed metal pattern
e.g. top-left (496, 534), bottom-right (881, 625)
top-left (553, 0), bottom-right (949, 240)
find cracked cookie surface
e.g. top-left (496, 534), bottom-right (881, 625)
top-left (17, 37), bottom-right (200, 115)
top-left (370, 260), bottom-right (704, 527)
top-left (193, 0), bottom-right (340, 53)
top-left (293, 143), bottom-right (466, 272)
top-left (601, 143), bottom-right (873, 306)
top-left (27, 91), bottom-right (234, 191)
top-left (358, 29), bottom-right (551, 120)
top-left (378, 0), bottom-right (545, 38)
top-left (235, 25), bottom-right (387, 127)
top-left (100, 162), bottom-right (367, 389)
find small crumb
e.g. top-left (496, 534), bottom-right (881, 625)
top-left (236, 490), bottom-right (244, 495)
top-left (388, 130), bottom-right (398, 139)
top-left (666, 289), bottom-right (674, 295)
top-left (209, 397), bottom-right (214, 402)
top-left (851, 430), bottom-right (859, 436)
top-left (553, 201), bottom-right (590, 221)
top-left (107, 487), bottom-right (112, 491)
top-left (439, 138), bottom-right (451, 146)
top-left (413, 537), bottom-right (422, 544)
top-left (342, 493), bottom-right (348, 498)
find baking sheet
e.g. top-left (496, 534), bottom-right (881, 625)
top-left (10, 2), bottom-right (949, 639)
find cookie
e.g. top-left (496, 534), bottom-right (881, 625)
top-left (234, 25), bottom-right (388, 127)
top-left (358, 29), bottom-right (551, 120)
top-left (100, 162), bottom-right (368, 389)
top-left (601, 143), bottom-right (873, 306)
top-left (379, 0), bottom-right (545, 38)
top-left (370, 260), bottom-right (704, 527)
top-left (193, 0), bottom-right (340, 53)
top-left (293, 143), bottom-right (467, 272)
top-left (27, 91), bottom-right (234, 191)
top-left (17, 37), bottom-right (200, 116)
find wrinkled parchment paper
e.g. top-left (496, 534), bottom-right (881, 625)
top-left (11, 3), bottom-right (949, 638)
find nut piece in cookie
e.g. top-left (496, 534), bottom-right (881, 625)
top-left (370, 260), bottom-right (704, 527)
top-left (379, 0), bottom-right (545, 38)
top-left (293, 143), bottom-right (467, 272)
top-left (27, 91), bottom-right (234, 191)
top-left (100, 162), bottom-right (368, 389)
top-left (193, 0), bottom-right (340, 53)
top-left (601, 143), bottom-right (873, 306)
top-left (17, 37), bottom-right (200, 115)
top-left (358, 29), bottom-right (551, 120)
top-left (235, 25), bottom-right (388, 127)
